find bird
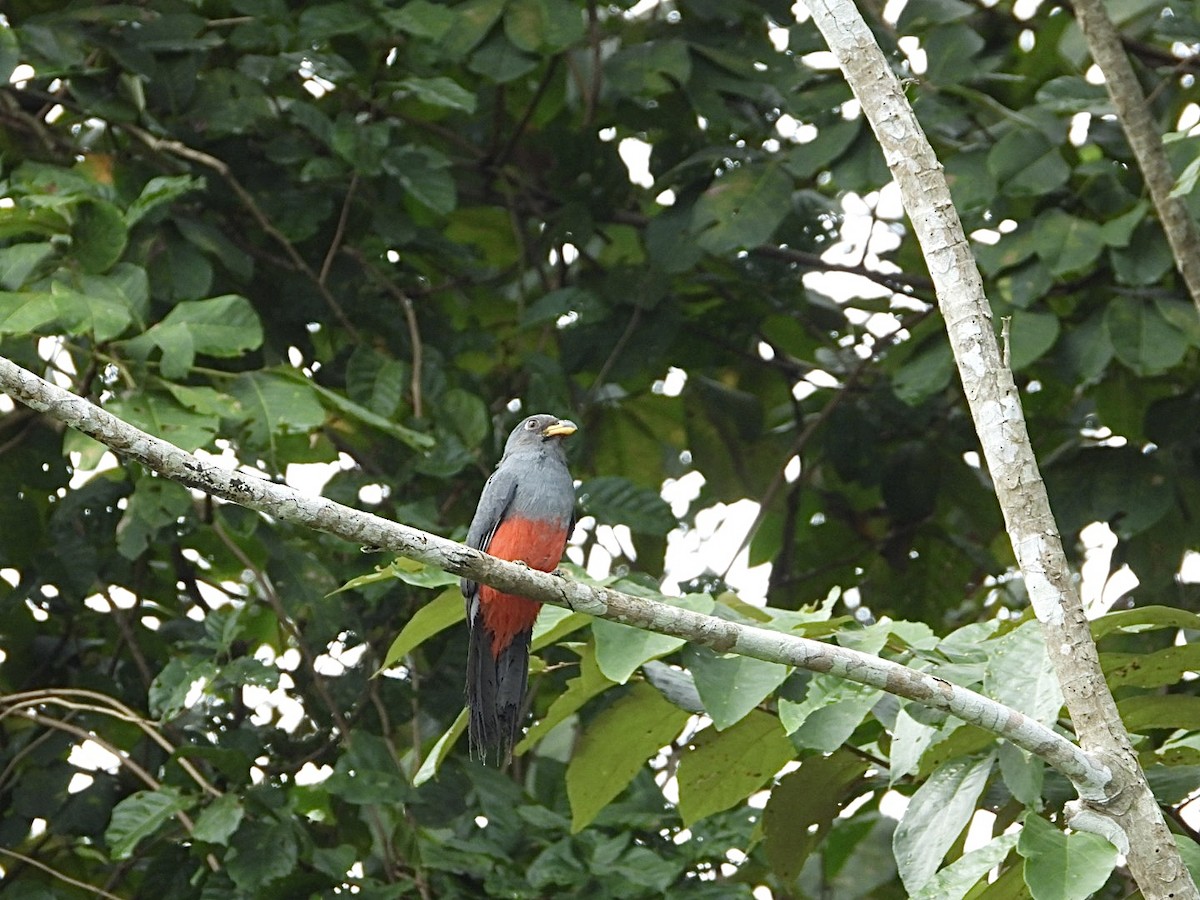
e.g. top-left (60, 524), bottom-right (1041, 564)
top-left (462, 413), bottom-right (577, 763)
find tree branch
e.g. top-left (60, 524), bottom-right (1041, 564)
top-left (1069, 0), bottom-right (1200, 315)
top-left (0, 353), bottom-right (1110, 799)
top-left (802, 0), bottom-right (1198, 895)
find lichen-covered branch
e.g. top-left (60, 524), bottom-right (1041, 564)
top-left (0, 353), bottom-right (1110, 796)
top-left (1070, 0), bottom-right (1200, 314)
top-left (801, 0), bottom-right (1197, 895)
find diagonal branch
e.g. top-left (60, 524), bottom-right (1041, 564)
top-left (1068, 0), bottom-right (1200, 315)
top-left (0, 353), bottom-right (1110, 798)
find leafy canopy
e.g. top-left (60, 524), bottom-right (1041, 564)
top-left (1, 0), bottom-right (1199, 896)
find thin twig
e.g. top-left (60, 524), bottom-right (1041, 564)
top-left (588, 307), bottom-right (643, 400)
top-left (320, 172), bottom-right (358, 286)
top-left (495, 57), bottom-right (561, 168)
top-left (210, 516), bottom-right (353, 736)
top-left (344, 247), bottom-right (426, 419)
top-left (121, 124), bottom-right (361, 337)
top-left (0, 847), bottom-right (127, 900)
top-left (0, 689), bottom-right (222, 797)
top-left (15, 710), bottom-right (219, 869)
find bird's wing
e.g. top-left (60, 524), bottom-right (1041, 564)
top-left (461, 467), bottom-right (518, 608)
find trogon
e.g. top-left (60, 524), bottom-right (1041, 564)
top-left (462, 414), bottom-right (577, 763)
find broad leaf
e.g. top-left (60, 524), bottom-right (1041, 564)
top-left (567, 682), bottom-right (689, 831)
top-left (675, 710), bottom-right (795, 826)
top-left (1017, 813), bottom-right (1118, 900)
top-left (893, 754), bottom-right (995, 893)
top-left (106, 787), bottom-right (190, 859)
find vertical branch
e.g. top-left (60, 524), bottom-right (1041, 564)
top-left (802, 0), bottom-right (1196, 896)
top-left (345, 247), bottom-right (426, 419)
top-left (320, 172), bottom-right (359, 286)
top-left (1069, 0), bottom-right (1200, 315)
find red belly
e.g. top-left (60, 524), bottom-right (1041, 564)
top-left (480, 516), bottom-right (568, 657)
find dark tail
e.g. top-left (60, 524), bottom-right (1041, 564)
top-left (466, 617), bottom-right (532, 765)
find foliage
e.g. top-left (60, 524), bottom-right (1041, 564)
top-left (1, 0), bottom-right (1199, 896)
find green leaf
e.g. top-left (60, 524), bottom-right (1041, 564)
top-left (73, 199), bottom-right (128, 273)
top-left (0, 282), bottom-right (132, 342)
top-left (441, 388), bottom-right (491, 448)
top-left (522, 287), bottom-right (607, 327)
top-left (988, 130), bottom-right (1070, 197)
top-left (691, 163), bottom-right (792, 254)
top-left (387, 0), bottom-right (457, 39)
top-left (397, 76), bottom-right (477, 112)
top-left (387, 557), bottom-right (461, 589)
top-left (1110, 220), bottom-right (1174, 285)
top-left (0, 21), bottom-right (18, 83)
top-left (1174, 834), bottom-right (1200, 887)
top-left (606, 39), bottom-right (691, 98)
top-left (440, 0), bottom-right (507, 56)
top-left (518, 644), bottom-right (614, 753)
top-left (149, 656), bottom-right (216, 720)
top-left (763, 749), bottom-right (870, 883)
top-left (1006, 310), bottom-right (1059, 370)
top-left (1017, 813), bottom-right (1118, 900)
top-left (998, 741), bottom-right (1044, 808)
top-left (1104, 295), bottom-right (1188, 376)
top-left (891, 706), bottom-right (948, 782)
top-left (107, 391), bottom-right (221, 452)
top-left (129, 294), bottom-right (263, 377)
top-left (379, 587), bottom-right (464, 670)
top-left (685, 645), bottom-right (789, 730)
top-left (1099, 201), bottom-right (1148, 247)
top-left (383, 145), bottom-right (458, 214)
top-left (288, 372), bottom-right (433, 450)
top-left (893, 339), bottom-right (954, 406)
top-left (106, 787), bottom-right (190, 859)
top-left (468, 33), bottom-right (538, 83)
top-left (226, 818), bottom-right (300, 892)
top-left (192, 795), bottom-right (245, 846)
top-left (779, 675), bottom-right (882, 751)
top-left (229, 370), bottom-right (326, 449)
top-left (0, 292), bottom-right (64, 334)
top-left (504, 0), bottom-right (585, 52)
top-left (1103, 643), bottom-right (1200, 689)
top-left (1033, 75), bottom-right (1111, 114)
top-left (1118, 695), bottom-right (1200, 734)
top-left (326, 732), bottom-right (409, 804)
top-left (116, 477), bottom-right (194, 559)
top-left (983, 620), bottom-right (1063, 724)
top-left (1059, 310), bottom-right (1114, 383)
top-left (1092, 605), bottom-right (1200, 639)
top-left (1155, 295), bottom-right (1200, 347)
top-left (0, 242), bottom-right (55, 290)
top-left (592, 593), bottom-right (713, 683)
top-left (531, 603), bottom-right (588, 648)
top-left (893, 753), bottom-right (994, 893)
top-left (161, 382), bottom-right (233, 417)
top-left (577, 476), bottom-right (675, 536)
top-left (675, 710), bottom-right (795, 827)
top-left (784, 120), bottom-right (862, 180)
top-left (125, 175), bottom-right (204, 227)
top-left (414, 710), bottom-right (468, 786)
top-left (910, 832), bottom-right (1020, 900)
top-left (567, 682), bottom-right (690, 831)
top-left (1032, 209), bottom-right (1104, 276)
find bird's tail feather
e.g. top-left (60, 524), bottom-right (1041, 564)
top-left (466, 618), bottom-right (531, 765)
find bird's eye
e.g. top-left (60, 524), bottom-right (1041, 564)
top-left (526, 419), bottom-right (539, 430)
